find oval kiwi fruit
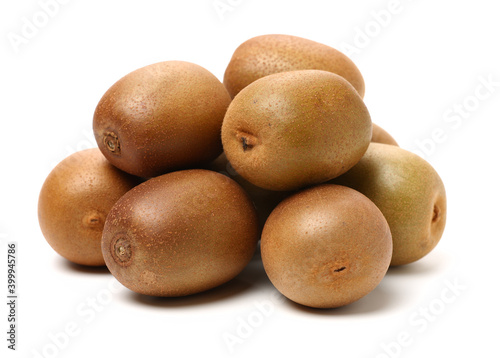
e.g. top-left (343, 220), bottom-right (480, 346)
top-left (38, 148), bottom-right (141, 266)
top-left (261, 184), bottom-right (392, 309)
top-left (224, 34), bottom-right (365, 98)
top-left (221, 70), bottom-right (372, 191)
top-left (332, 143), bottom-right (447, 266)
top-left (93, 61), bottom-right (232, 178)
top-left (101, 169), bottom-right (259, 297)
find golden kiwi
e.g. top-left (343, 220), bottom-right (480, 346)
top-left (332, 143), bottom-right (447, 266)
top-left (101, 169), bottom-right (259, 297)
top-left (221, 70), bottom-right (371, 191)
top-left (261, 184), bottom-right (392, 309)
top-left (93, 61), bottom-right (231, 178)
top-left (224, 34), bottom-right (365, 98)
top-left (38, 148), bottom-right (141, 266)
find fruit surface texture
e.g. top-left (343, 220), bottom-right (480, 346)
top-left (93, 61), bottom-right (231, 178)
top-left (224, 34), bottom-right (365, 98)
top-left (221, 70), bottom-right (371, 191)
top-left (204, 153), bottom-right (291, 231)
top-left (101, 169), bottom-right (259, 297)
top-left (333, 143), bottom-right (447, 266)
top-left (38, 148), bottom-right (140, 266)
top-left (261, 184), bottom-right (392, 308)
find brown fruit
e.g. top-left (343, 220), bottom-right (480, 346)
top-left (224, 34), bottom-right (365, 98)
top-left (261, 184), bottom-right (392, 309)
top-left (371, 123), bottom-right (399, 146)
top-left (332, 143), bottom-right (447, 266)
top-left (203, 153), bottom-right (291, 232)
top-left (101, 169), bottom-right (259, 297)
top-left (93, 61), bottom-right (231, 178)
top-left (38, 148), bottom-right (141, 266)
top-left (221, 70), bottom-right (372, 191)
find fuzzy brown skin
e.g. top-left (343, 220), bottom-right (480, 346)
top-left (203, 153), bottom-right (291, 233)
top-left (101, 169), bottom-right (259, 297)
top-left (224, 34), bottom-right (365, 99)
top-left (261, 184), bottom-right (392, 309)
top-left (38, 148), bottom-right (141, 266)
top-left (221, 70), bottom-right (372, 191)
top-left (371, 123), bottom-right (399, 146)
top-left (93, 61), bottom-right (232, 178)
top-left (332, 143), bottom-right (447, 266)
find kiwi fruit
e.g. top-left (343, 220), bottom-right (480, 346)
top-left (371, 123), bottom-right (399, 146)
top-left (261, 184), bottom-right (392, 309)
top-left (221, 70), bottom-right (372, 191)
top-left (224, 34), bottom-right (365, 98)
top-left (332, 143), bottom-right (447, 266)
top-left (101, 169), bottom-right (259, 297)
top-left (93, 61), bottom-right (232, 178)
top-left (203, 153), bottom-right (291, 232)
top-left (38, 148), bottom-right (141, 266)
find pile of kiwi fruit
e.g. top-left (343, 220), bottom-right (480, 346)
top-left (38, 34), bottom-right (446, 309)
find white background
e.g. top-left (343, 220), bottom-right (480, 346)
top-left (1, 0), bottom-right (499, 357)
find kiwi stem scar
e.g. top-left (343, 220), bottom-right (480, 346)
top-left (112, 237), bottom-right (132, 265)
top-left (334, 267), bottom-right (346, 272)
top-left (237, 132), bottom-right (257, 152)
top-left (82, 211), bottom-right (104, 229)
top-left (103, 131), bottom-right (121, 155)
top-left (432, 204), bottom-right (440, 223)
